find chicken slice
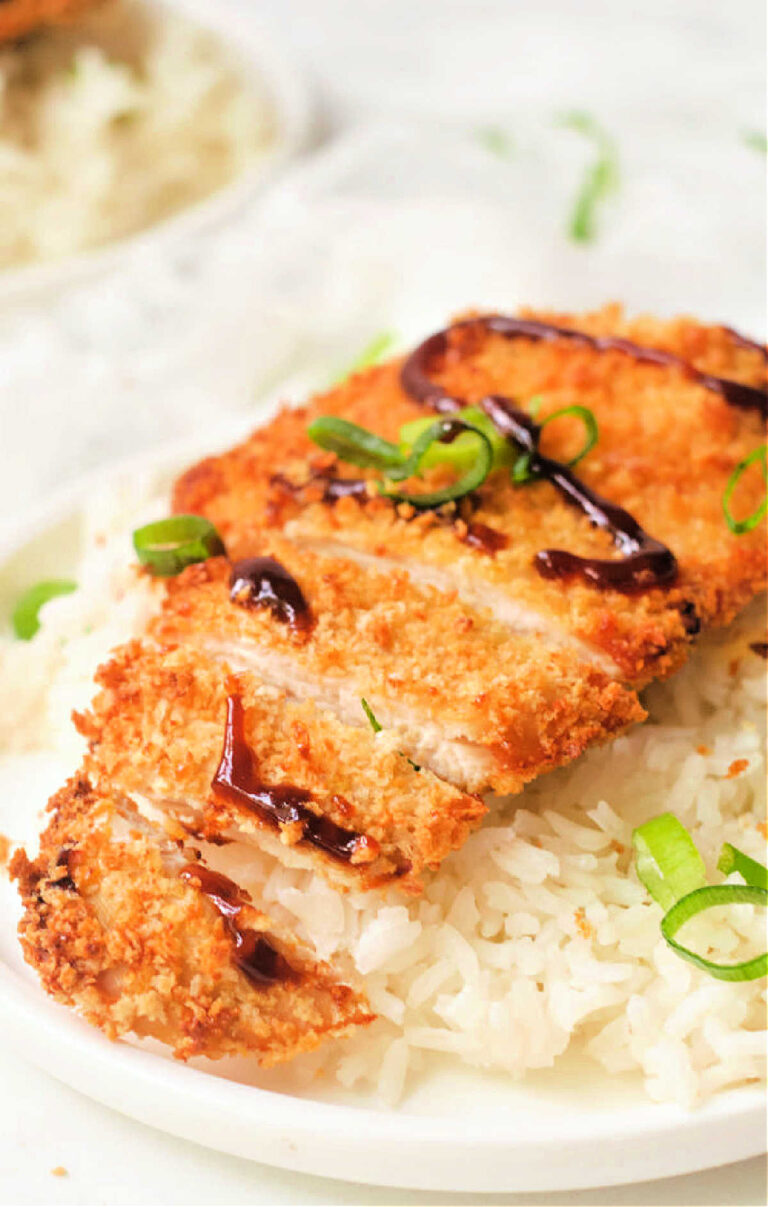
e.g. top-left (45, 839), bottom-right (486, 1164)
top-left (173, 305), bottom-right (766, 685)
top-left (75, 641), bottom-right (487, 894)
top-left (147, 543), bottom-right (645, 795)
top-left (11, 777), bottom-right (373, 1064)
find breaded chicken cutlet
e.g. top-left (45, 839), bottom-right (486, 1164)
top-left (11, 778), bottom-right (373, 1063)
top-left (15, 302), bottom-right (767, 1072)
top-left (76, 640), bottom-right (487, 894)
top-left (175, 305), bottom-right (767, 685)
top-left (147, 542), bottom-right (644, 794)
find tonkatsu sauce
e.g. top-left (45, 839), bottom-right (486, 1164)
top-left (179, 862), bottom-right (295, 987)
top-left (212, 694), bottom-right (375, 865)
top-left (401, 315), bottom-right (767, 591)
top-left (230, 556), bottom-right (312, 632)
top-left (481, 395), bottom-right (678, 591)
top-left (462, 521), bottom-right (508, 556)
top-left (402, 315), bottom-right (768, 417)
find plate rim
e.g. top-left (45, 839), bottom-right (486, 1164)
top-left (0, 436), bottom-right (766, 1194)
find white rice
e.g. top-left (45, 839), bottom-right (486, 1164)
top-left (1, 476), bottom-right (765, 1109)
top-left (0, 0), bottom-right (273, 267)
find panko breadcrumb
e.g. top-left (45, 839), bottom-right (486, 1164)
top-left (11, 777), bottom-right (373, 1063)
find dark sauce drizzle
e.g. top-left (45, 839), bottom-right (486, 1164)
top-left (401, 315), bottom-right (768, 592)
top-left (179, 862), bottom-right (296, 987)
top-left (483, 396), bottom-right (678, 590)
top-left (749, 641), bottom-right (768, 659)
top-left (230, 556), bottom-right (312, 632)
top-left (212, 694), bottom-right (377, 866)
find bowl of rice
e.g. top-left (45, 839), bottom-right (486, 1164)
top-left (0, 0), bottom-right (312, 295)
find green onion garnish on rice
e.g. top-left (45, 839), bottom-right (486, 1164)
top-left (661, 885), bottom-right (768, 982)
top-left (12, 579), bottom-right (77, 640)
top-left (633, 815), bottom-right (767, 981)
top-left (132, 515), bottom-right (225, 577)
top-left (718, 842), bottom-right (768, 890)
top-left (557, 110), bottom-right (619, 243)
top-left (632, 812), bottom-right (706, 911)
top-left (722, 444), bottom-right (767, 535)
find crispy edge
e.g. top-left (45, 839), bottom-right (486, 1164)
top-left (10, 776), bottom-right (374, 1064)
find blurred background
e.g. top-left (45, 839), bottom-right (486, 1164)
top-left (0, 0), bottom-right (764, 532)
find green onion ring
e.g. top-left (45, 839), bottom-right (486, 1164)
top-left (12, 579), bottom-right (77, 640)
top-left (539, 405), bottom-right (599, 467)
top-left (382, 418), bottom-right (493, 509)
top-left (661, 884), bottom-right (768, 982)
top-left (632, 812), bottom-right (707, 911)
top-left (722, 444), bottom-right (768, 535)
top-left (133, 515), bottom-right (225, 578)
top-left (307, 416), bottom-right (404, 472)
top-left (718, 842), bottom-right (768, 890)
top-left (512, 405), bottom-right (599, 486)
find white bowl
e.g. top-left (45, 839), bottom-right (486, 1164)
top-left (0, 0), bottom-right (313, 304)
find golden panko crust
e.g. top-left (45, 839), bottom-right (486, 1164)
top-left (11, 778), bottom-right (373, 1063)
top-left (150, 545), bottom-right (645, 792)
top-left (76, 640), bottom-right (487, 893)
top-left (173, 305), bottom-right (766, 685)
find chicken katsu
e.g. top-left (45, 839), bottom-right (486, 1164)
top-left (175, 305), bottom-right (766, 684)
top-left (11, 777), bottom-right (373, 1063)
top-left (12, 303), bottom-right (767, 1077)
top-left (76, 640), bottom-right (486, 894)
top-left (147, 542), bottom-right (643, 793)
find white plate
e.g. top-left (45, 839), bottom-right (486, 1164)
top-left (0, 0), bottom-right (313, 304)
top-left (0, 447), bottom-right (765, 1195)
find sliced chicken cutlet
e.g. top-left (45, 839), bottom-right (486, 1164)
top-left (11, 777), bottom-right (373, 1064)
top-left (173, 305), bottom-right (767, 685)
top-left (147, 542), bottom-right (645, 794)
top-left (75, 641), bottom-right (486, 894)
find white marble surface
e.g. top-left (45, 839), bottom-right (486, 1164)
top-left (0, 0), bottom-right (766, 1202)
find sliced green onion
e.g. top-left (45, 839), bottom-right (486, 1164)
top-left (540, 405), bottom-right (599, 466)
top-left (12, 579), bottom-right (77, 640)
top-left (399, 406), bottom-right (512, 473)
top-left (511, 405), bottom-right (599, 485)
top-left (558, 110), bottom-right (619, 243)
top-left (743, 129), bottom-right (767, 156)
top-left (382, 418), bottom-right (493, 509)
top-left (307, 416), bottom-right (404, 472)
top-left (661, 884), bottom-right (768, 982)
top-left (718, 842), bottom-right (768, 890)
top-left (133, 515), bottom-right (225, 578)
top-left (722, 444), bottom-right (767, 535)
top-left (527, 395), bottom-right (544, 418)
top-left (361, 696), bottom-right (420, 770)
top-left (361, 697), bottom-right (382, 733)
top-left (476, 126), bottom-right (514, 158)
top-left (333, 331), bottom-right (397, 384)
top-left (632, 812), bottom-right (707, 911)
